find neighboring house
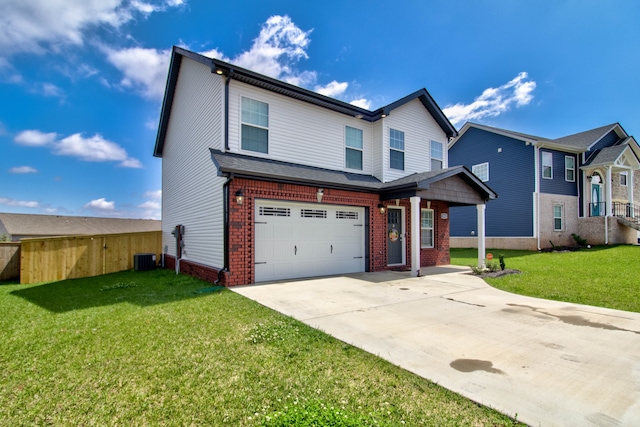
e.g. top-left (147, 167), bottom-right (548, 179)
top-left (448, 122), bottom-right (640, 250)
top-left (0, 213), bottom-right (161, 242)
top-left (153, 47), bottom-right (496, 286)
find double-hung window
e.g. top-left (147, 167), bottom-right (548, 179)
top-left (542, 152), bottom-right (553, 179)
top-left (345, 126), bottom-right (363, 170)
top-left (389, 129), bottom-right (405, 170)
top-left (565, 156), bottom-right (575, 182)
top-left (421, 209), bottom-right (434, 248)
top-left (430, 141), bottom-right (443, 170)
top-left (553, 204), bottom-right (563, 231)
top-left (472, 162), bottom-right (489, 182)
top-left (241, 97), bottom-right (269, 153)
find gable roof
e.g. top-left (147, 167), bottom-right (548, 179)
top-left (583, 144), bottom-right (640, 169)
top-left (0, 213), bottom-right (160, 239)
top-left (154, 47), bottom-right (457, 157)
top-left (209, 149), bottom-right (496, 203)
top-left (451, 122), bottom-right (629, 154)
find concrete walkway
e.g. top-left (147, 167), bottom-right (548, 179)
top-left (232, 266), bottom-right (640, 426)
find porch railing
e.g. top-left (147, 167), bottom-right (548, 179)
top-left (613, 201), bottom-right (640, 222)
top-left (588, 202), bottom-right (607, 217)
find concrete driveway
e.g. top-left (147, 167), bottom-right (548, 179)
top-left (232, 266), bottom-right (640, 427)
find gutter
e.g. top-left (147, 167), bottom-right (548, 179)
top-left (224, 69), bottom-right (234, 151)
top-left (214, 174), bottom-right (233, 285)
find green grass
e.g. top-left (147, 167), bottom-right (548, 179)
top-left (451, 245), bottom-right (640, 312)
top-left (0, 269), bottom-right (519, 426)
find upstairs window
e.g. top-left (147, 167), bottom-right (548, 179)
top-left (389, 128), bottom-right (405, 170)
top-left (241, 97), bottom-right (269, 153)
top-left (421, 209), bottom-right (434, 248)
top-left (565, 156), bottom-right (575, 182)
top-left (620, 172), bottom-right (628, 186)
top-left (542, 151), bottom-right (553, 179)
top-left (472, 162), bottom-right (489, 182)
top-left (430, 140), bottom-right (443, 170)
top-left (345, 126), bottom-right (363, 170)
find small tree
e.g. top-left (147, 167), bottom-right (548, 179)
top-left (0, 234), bottom-right (8, 242)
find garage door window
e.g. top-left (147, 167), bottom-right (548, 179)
top-left (259, 206), bottom-right (290, 217)
top-left (301, 209), bottom-right (327, 218)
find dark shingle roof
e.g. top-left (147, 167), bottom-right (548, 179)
top-left (209, 150), bottom-right (497, 200)
top-left (0, 213), bottom-right (160, 239)
top-left (583, 145), bottom-right (629, 167)
top-left (553, 123), bottom-right (619, 150)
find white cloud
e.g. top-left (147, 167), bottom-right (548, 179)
top-left (443, 72), bottom-right (537, 126)
top-left (14, 130), bottom-right (57, 146)
top-left (84, 197), bottom-right (115, 211)
top-left (350, 98), bottom-right (372, 109)
top-left (143, 190), bottom-right (162, 200)
top-left (138, 200), bottom-right (161, 210)
top-left (15, 129), bottom-right (141, 168)
top-left (0, 0), bottom-right (184, 56)
top-left (56, 133), bottom-right (142, 167)
top-left (0, 197), bottom-right (39, 208)
top-left (315, 81), bottom-right (349, 97)
top-left (9, 166), bottom-right (38, 174)
top-left (104, 46), bottom-right (171, 99)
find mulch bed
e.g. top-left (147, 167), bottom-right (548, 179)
top-left (470, 269), bottom-right (521, 278)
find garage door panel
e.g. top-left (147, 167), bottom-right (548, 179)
top-left (255, 200), bottom-right (365, 282)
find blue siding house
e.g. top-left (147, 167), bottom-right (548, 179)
top-left (448, 122), bottom-right (640, 250)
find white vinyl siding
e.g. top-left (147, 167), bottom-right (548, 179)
top-left (431, 140), bottom-right (443, 170)
top-left (421, 208), bottom-right (434, 248)
top-left (345, 126), bottom-right (363, 170)
top-left (381, 99), bottom-right (449, 182)
top-left (565, 156), bottom-right (575, 182)
top-left (389, 128), bottom-right (404, 170)
top-left (542, 152), bottom-right (553, 179)
top-left (228, 81), bottom-right (373, 174)
top-left (161, 57), bottom-right (225, 267)
top-left (553, 204), bottom-right (563, 231)
top-left (472, 162), bottom-right (489, 182)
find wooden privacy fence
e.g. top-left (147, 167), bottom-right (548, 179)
top-left (0, 242), bottom-right (21, 281)
top-left (20, 231), bottom-right (162, 285)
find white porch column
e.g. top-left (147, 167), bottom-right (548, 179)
top-left (629, 170), bottom-right (634, 215)
top-left (606, 165), bottom-right (613, 216)
top-left (477, 204), bottom-right (486, 268)
top-left (410, 196), bottom-right (421, 277)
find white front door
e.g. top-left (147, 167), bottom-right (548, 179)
top-left (254, 200), bottom-right (365, 282)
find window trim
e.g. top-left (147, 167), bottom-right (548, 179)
top-left (553, 204), bottom-right (563, 231)
top-left (389, 128), bottom-right (405, 170)
top-left (620, 171), bottom-right (628, 186)
top-left (345, 126), bottom-right (364, 170)
top-left (472, 162), bottom-right (489, 182)
top-left (420, 208), bottom-right (434, 248)
top-left (240, 96), bottom-right (269, 154)
top-left (565, 156), bottom-right (575, 182)
top-left (430, 140), bottom-right (443, 170)
top-left (542, 151), bottom-right (553, 180)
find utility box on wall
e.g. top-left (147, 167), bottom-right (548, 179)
top-left (134, 253), bottom-right (156, 271)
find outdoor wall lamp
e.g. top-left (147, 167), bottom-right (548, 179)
top-left (378, 203), bottom-right (386, 215)
top-left (316, 188), bottom-right (324, 203)
top-left (235, 189), bottom-right (244, 205)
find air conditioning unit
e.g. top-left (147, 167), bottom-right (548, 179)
top-left (134, 253), bottom-right (156, 271)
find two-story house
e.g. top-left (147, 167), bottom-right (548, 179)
top-left (448, 122), bottom-right (640, 250)
top-left (153, 47), bottom-right (496, 285)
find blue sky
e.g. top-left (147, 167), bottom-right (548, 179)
top-left (2, 0), bottom-right (639, 219)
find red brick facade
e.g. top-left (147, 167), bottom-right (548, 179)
top-left (165, 178), bottom-right (451, 286)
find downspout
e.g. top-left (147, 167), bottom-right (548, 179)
top-left (215, 174), bottom-right (233, 285)
top-left (224, 69), bottom-right (234, 151)
top-left (534, 145), bottom-right (541, 250)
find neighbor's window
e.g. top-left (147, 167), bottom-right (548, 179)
top-left (553, 204), bottom-right (563, 231)
top-left (472, 162), bottom-right (489, 182)
top-left (421, 208), bottom-right (434, 248)
top-left (431, 140), bottom-right (443, 170)
top-left (542, 151), bottom-right (553, 179)
top-left (620, 172), bottom-right (628, 186)
top-left (345, 126), bottom-right (363, 170)
top-left (241, 97), bottom-right (269, 153)
top-left (390, 128), bottom-right (405, 170)
top-left (565, 156), bottom-right (575, 182)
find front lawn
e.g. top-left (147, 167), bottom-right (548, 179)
top-left (1, 270), bottom-right (519, 426)
top-left (451, 245), bottom-right (640, 313)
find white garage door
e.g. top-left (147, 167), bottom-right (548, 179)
top-left (254, 200), bottom-right (366, 282)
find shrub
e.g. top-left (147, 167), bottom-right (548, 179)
top-left (571, 233), bottom-right (587, 246)
top-left (499, 253), bottom-right (506, 271)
